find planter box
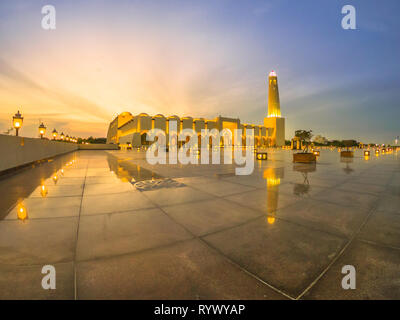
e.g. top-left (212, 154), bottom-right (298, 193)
top-left (293, 153), bottom-right (316, 163)
top-left (341, 151), bottom-right (354, 158)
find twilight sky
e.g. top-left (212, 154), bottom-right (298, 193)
top-left (0, 0), bottom-right (399, 143)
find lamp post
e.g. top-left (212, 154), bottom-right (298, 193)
top-left (52, 128), bottom-right (58, 140)
top-left (38, 122), bottom-right (47, 139)
top-left (60, 132), bottom-right (65, 141)
top-left (13, 110), bottom-right (23, 136)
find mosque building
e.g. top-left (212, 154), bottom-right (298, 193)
top-left (106, 71), bottom-right (285, 148)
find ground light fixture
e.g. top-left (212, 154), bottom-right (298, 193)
top-left (17, 204), bottom-right (27, 221)
top-left (256, 152), bottom-right (268, 160)
top-left (13, 110), bottom-right (23, 136)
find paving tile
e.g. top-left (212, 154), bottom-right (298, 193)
top-left (76, 239), bottom-right (286, 299)
top-left (276, 198), bottom-right (370, 237)
top-left (29, 184), bottom-right (84, 198)
top-left (203, 217), bottom-right (346, 297)
top-left (190, 180), bottom-right (256, 197)
top-left (375, 195), bottom-right (400, 214)
top-left (142, 186), bottom-right (214, 207)
top-left (0, 217), bottom-right (78, 265)
top-left (0, 262), bottom-right (74, 300)
top-left (76, 208), bottom-right (192, 261)
top-left (312, 189), bottom-right (378, 210)
top-left (5, 196), bottom-right (81, 220)
top-left (358, 210), bottom-right (400, 247)
top-left (224, 189), bottom-right (299, 214)
top-left (81, 191), bottom-right (155, 215)
top-left (303, 240), bottom-right (400, 299)
top-left (83, 182), bottom-right (135, 196)
top-left (163, 198), bottom-right (261, 236)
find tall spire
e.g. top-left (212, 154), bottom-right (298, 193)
top-left (267, 70), bottom-right (281, 118)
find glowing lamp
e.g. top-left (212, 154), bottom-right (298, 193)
top-left (60, 132), bottom-right (65, 140)
top-left (17, 204), bottom-right (27, 221)
top-left (52, 175), bottom-right (58, 185)
top-left (13, 110), bottom-right (24, 136)
top-left (40, 185), bottom-right (48, 197)
top-left (382, 149), bottom-right (385, 154)
top-left (267, 216), bottom-right (275, 224)
top-left (364, 151), bottom-right (370, 156)
top-left (313, 150), bottom-right (320, 156)
top-left (256, 152), bottom-right (267, 160)
top-left (38, 122), bottom-right (46, 138)
top-left (52, 128), bottom-right (58, 140)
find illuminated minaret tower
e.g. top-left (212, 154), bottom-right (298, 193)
top-left (264, 70), bottom-right (285, 146)
top-left (267, 70), bottom-right (281, 117)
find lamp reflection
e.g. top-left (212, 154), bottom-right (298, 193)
top-left (107, 154), bottom-right (161, 183)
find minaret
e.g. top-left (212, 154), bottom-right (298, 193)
top-left (267, 70), bottom-right (281, 118)
top-left (264, 70), bottom-right (285, 147)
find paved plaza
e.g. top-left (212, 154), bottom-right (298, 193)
top-left (0, 149), bottom-right (399, 299)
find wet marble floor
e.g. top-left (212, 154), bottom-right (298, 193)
top-left (0, 149), bottom-right (399, 299)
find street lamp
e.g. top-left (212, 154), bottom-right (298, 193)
top-left (52, 128), bottom-right (58, 140)
top-left (66, 135), bottom-right (70, 141)
top-left (13, 110), bottom-right (23, 136)
top-left (38, 122), bottom-right (47, 139)
top-left (60, 132), bottom-right (65, 140)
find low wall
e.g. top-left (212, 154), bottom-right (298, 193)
top-left (78, 144), bottom-right (119, 150)
top-left (0, 134), bottom-right (78, 173)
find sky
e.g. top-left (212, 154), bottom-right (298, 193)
top-left (0, 0), bottom-right (399, 144)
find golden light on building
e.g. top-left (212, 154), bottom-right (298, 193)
top-left (267, 71), bottom-right (281, 118)
top-left (364, 150), bottom-right (370, 156)
top-left (313, 150), bottom-right (320, 156)
top-left (52, 128), bottom-right (58, 140)
top-left (52, 175), bottom-right (58, 184)
top-left (17, 204), bottom-right (27, 221)
top-left (13, 110), bottom-right (23, 136)
top-left (38, 122), bottom-right (46, 138)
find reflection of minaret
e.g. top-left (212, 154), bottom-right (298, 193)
top-left (267, 70), bottom-right (281, 118)
top-left (263, 167), bottom-right (285, 224)
top-left (264, 70), bottom-right (285, 146)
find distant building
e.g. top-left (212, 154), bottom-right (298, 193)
top-left (107, 71), bottom-right (285, 147)
top-left (313, 135), bottom-right (328, 145)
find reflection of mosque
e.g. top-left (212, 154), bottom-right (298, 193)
top-left (106, 154), bottom-right (161, 183)
top-left (263, 167), bottom-right (284, 224)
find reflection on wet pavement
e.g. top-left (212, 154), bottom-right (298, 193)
top-left (0, 148), bottom-right (399, 299)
